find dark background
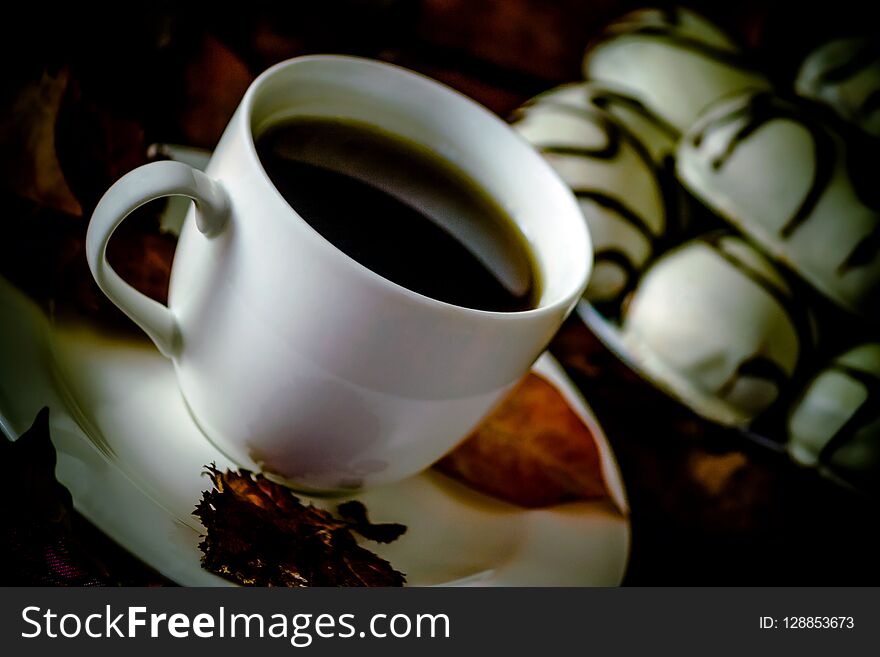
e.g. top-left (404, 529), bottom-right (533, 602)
top-left (1, 1), bottom-right (879, 585)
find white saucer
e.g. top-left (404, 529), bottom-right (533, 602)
top-left (0, 278), bottom-right (629, 585)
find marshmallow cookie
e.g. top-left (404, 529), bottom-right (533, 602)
top-left (796, 37), bottom-right (880, 138)
top-left (583, 6), bottom-right (771, 133)
top-left (512, 83), bottom-right (668, 306)
top-left (788, 343), bottom-right (880, 489)
top-left (622, 234), bottom-right (812, 426)
top-left (677, 91), bottom-right (880, 317)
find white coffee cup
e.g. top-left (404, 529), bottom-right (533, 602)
top-left (86, 55), bottom-right (591, 493)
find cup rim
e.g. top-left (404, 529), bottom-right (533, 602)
top-left (238, 54), bottom-right (591, 320)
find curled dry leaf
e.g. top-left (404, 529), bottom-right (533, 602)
top-left (435, 372), bottom-right (610, 508)
top-left (194, 466), bottom-right (406, 587)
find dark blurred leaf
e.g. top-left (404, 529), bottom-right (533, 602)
top-left (0, 409), bottom-right (109, 585)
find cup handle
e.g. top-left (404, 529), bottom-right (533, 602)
top-left (86, 160), bottom-right (230, 358)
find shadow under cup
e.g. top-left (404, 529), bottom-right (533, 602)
top-left (170, 56), bottom-right (592, 492)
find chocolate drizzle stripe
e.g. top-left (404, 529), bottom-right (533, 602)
top-left (780, 130), bottom-right (835, 239)
top-left (521, 100), bottom-right (663, 175)
top-left (540, 143), bottom-right (619, 160)
top-left (593, 25), bottom-right (758, 71)
top-left (589, 88), bottom-right (681, 140)
top-left (697, 233), bottom-right (813, 382)
top-left (522, 102), bottom-right (622, 159)
top-left (692, 93), bottom-right (839, 241)
top-left (573, 189), bottom-right (659, 241)
top-left (593, 248), bottom-right (640, 303)
top-left (816, 41), bottom-right (880, 85)
top-left (698, 233), bottom-right (796, 318)
top-left (816, 363), bottom-right (880, 466)
top-left (571, 189), bottom-right (658, 308)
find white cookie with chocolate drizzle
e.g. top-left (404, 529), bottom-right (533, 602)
top-left (788, 343), bottom-right (880, 490)
top-left (677, 91), bottom-right (880, 318)
top-left (583, 6), bottom-right (771, 134)
top-left (622, 234), bottom-right (811, 426)
top-left (796, 37), bottom-right (880, 138)
top-left (512, 83), bottom-right (667, 306)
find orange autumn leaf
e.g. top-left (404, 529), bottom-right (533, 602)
top-left (435, 372), bottom-right (608, 508)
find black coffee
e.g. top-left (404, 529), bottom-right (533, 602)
top-left (256, 116), bottom-right (540, 312)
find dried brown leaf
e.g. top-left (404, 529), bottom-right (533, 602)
top-left (194, 466), bottom-right (406, 587)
